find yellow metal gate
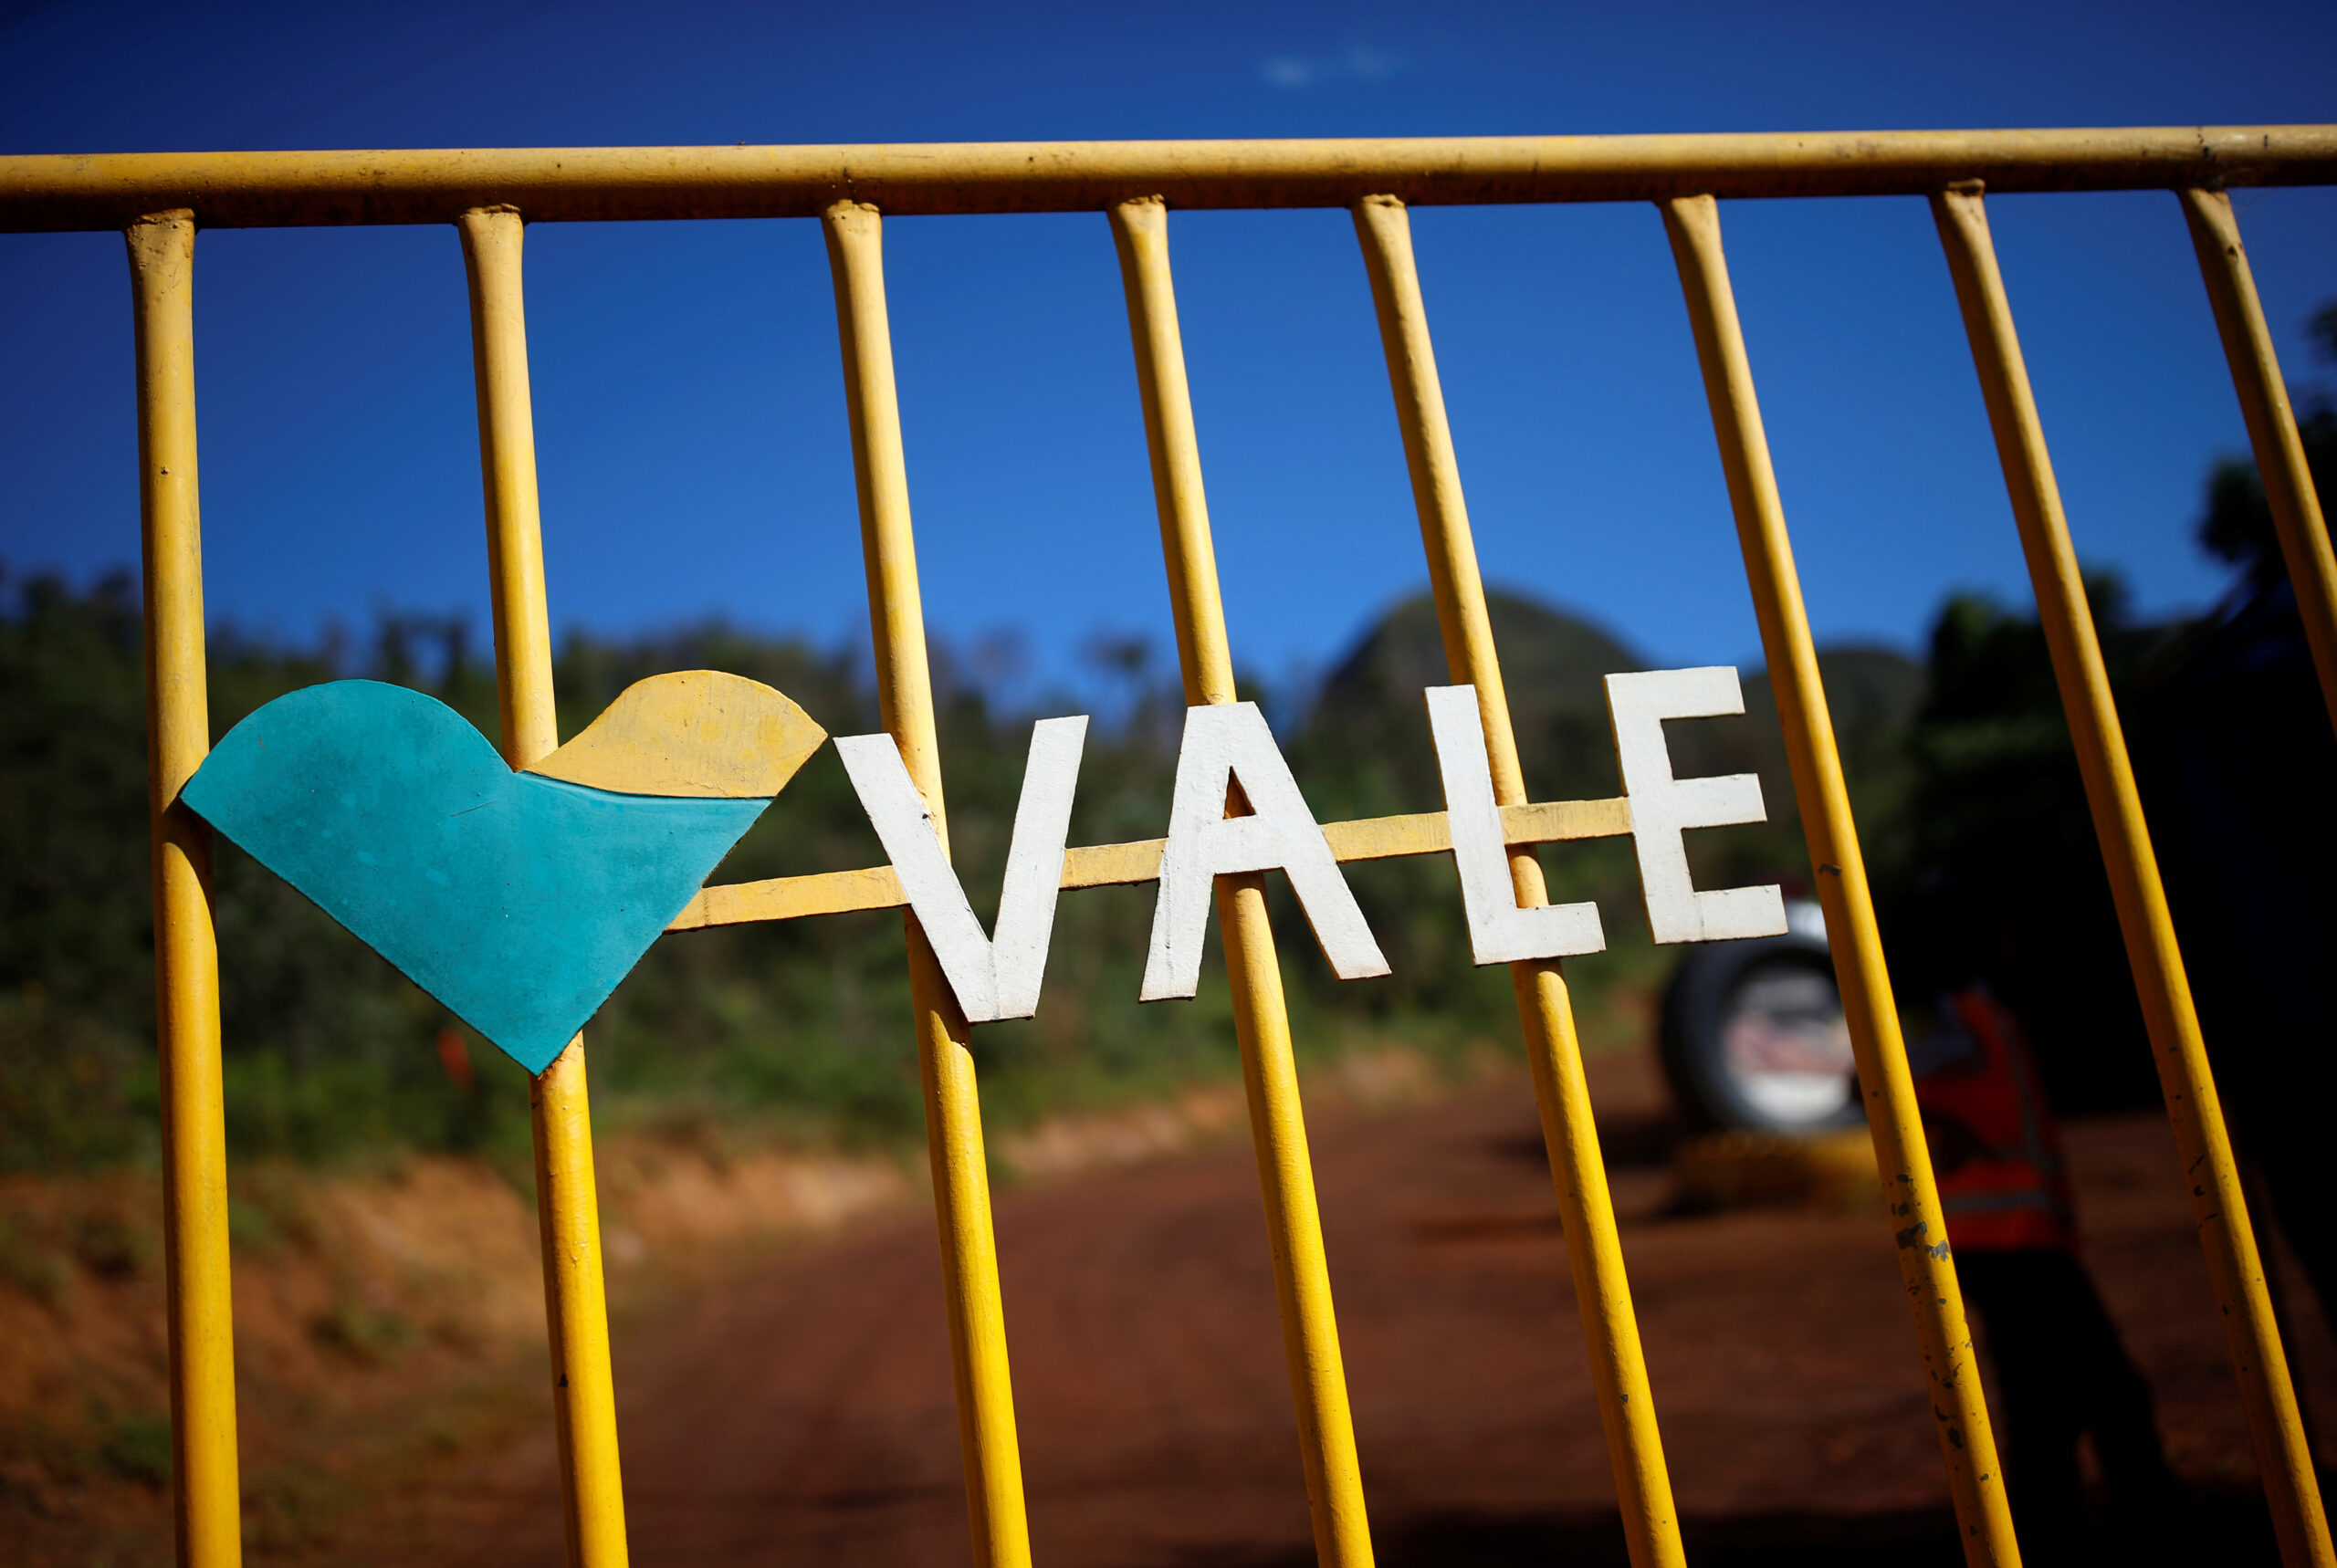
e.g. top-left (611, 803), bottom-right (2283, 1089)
top-left (7, 127), bottom-right (2336, 1568)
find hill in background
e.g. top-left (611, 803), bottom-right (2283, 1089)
top-left (1300, 586), bottom-right (1921, 889)
top-left (0, 567), bottom-right (1944, 1175)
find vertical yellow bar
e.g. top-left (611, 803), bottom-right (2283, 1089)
top-left (1351, 193), bottom-right (1684, 1568)
top-left (127, 208), bottom-right (243, 1568)
top-left (1110, 194), bottom-right (1374, 1568)
top-left (2178, 187), bottom-right (2337, 737)
top-left (1662, 194), bottom-right (2021, 1567)
top-left (821, 199), bottom-right (1033, 1568)
top-left (458, 205), bottom-right (630, 1568)
top-left (1933, 183), bottom-right (2332, 1568)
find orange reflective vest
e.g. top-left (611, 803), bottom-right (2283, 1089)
top-left (1913, 988), bottom-right (2077, 1253)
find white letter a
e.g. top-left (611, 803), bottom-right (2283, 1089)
top-left (1140, 703), bottom-right (1389, 1002)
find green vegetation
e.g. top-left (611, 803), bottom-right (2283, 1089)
top-left (14, 282), bottom-right (2325, 1174)
top-left (1868, 574), bottom-right (2175, 1112)
top-left (0, 567), bottom-right (1902, 1172)
top-left (0, 1215), bottom-right (68, 1304)
top-left (2196, 300), bottom-right (2337, 590)
top-left (1871, 299), bottom-right (2337, 1116)
top-left (96, 1411), bottom-right (173, 1490)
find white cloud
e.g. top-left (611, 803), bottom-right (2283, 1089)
top-left (1259, 41), bottom-right (1401, 90)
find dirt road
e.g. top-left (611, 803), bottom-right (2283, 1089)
top-left (354, 1055), bottom-right (2334, 1566)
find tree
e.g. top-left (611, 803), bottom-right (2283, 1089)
top-left (2196, 301), bottom-right (2337, 584)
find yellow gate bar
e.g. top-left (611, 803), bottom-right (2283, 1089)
top-left (1662, 193), bottom-right (2019, 1566)
top-left (1111, 194), bottom-right (1376, 1568)
top-left (128, 208), bottom-right (244, 1568)
top-left (1933, 184), bottom-right (2332, 1568)
top-left (7, 127), bottom-right (2337, 230)
top-left (1351, 193), bottom-right (1685, 1568)
top-left (2178, 188), bottom-right (2337, 738)
top-left (457, 206), bottom-right (632, 1568)
top-left (822, 199), bottom-right (1033, 1568)
top-left (665, 794), bottom-right (1638, 933)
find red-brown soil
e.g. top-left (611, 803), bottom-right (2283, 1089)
top-left (0, 1135), bottom-right (912, 1564)
top-left (331, 1051), bottom-right (2337, 1567)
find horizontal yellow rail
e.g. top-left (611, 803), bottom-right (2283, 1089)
top-left (5, 127), bottom-right (2335, 230)
top-left (667, 795), bottom-right (1633, 931)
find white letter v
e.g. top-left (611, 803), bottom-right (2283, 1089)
top-left (835, 716), bottom-right (1088, 1024)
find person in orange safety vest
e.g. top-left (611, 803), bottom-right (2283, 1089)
top-left (1917, 986), bottom-right (2077, 1251)
top-left (1912, 984), bottom-right (2180, 1552)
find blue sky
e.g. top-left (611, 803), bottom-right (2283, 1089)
top-left (3, 0), bottom-right (2333, 706)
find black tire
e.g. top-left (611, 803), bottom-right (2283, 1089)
top-left (1659, 915), bottom-right (1862, 1134)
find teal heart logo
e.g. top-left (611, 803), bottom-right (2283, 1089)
top-left (183, 673), bottom-right (824, 1074)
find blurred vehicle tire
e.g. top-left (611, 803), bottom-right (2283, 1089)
top-left (1659, 902), bottom-right (1861, 1134)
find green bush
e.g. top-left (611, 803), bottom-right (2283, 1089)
top-left (0, 570), bottom-right (1902, 1170)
